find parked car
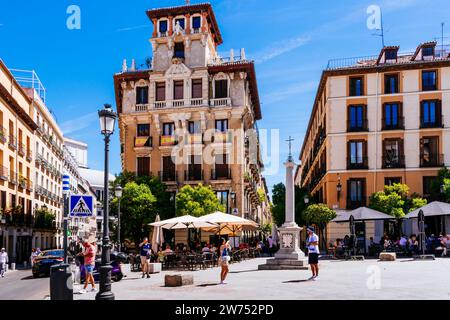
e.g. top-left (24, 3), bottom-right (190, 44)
top-left (32, 249), bottom-right (65, 278)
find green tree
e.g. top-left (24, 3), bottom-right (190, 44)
top-left (303, 204), bottom-right (336, 247)
top-left (430, 167), bottom-right (450, 202)
top-left (369, 183), bottom-right (427, 218)
top-left (176, 184), bottom-right (225, 217)
top-left (111, 182), bottom-right (156, 246)
top-left (271, 183), bottom-right (309, 227)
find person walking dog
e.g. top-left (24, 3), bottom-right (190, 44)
top-left (306, 227), bottom-right (320, 281)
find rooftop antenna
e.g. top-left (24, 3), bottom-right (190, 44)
top-left (442, 22), bottom-right (445, 57)
top-left (372, 9), bottom-right (385, 48)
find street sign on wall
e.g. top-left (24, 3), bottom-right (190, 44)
top-left (70, 195), bottom-right (94, 217)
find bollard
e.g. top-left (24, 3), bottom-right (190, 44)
top-left (23, 261), bottom-right (27, 269)
top-left (10, 263), bottom-right (15, 271)
top-left (50, 264), bottom-right (73, 300)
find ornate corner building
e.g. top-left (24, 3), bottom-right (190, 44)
top-left (114, 3), bottom-right (271, 227)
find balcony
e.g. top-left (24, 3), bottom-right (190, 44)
top-left (382, 117), bottom-right (405, 130)
top-left (420, 116), bottom-right (443, 129)
top-left (212, 131), bottom-right (231, 143)
top-left (347, 119), bottom-right (368, 132)
top-left (347, 197), bottom-right (367, 210)
top-left (26, 149), bottom-right (32, 162)
top-left (154, 101), bottom-right (167, 109)
top-left (211, 167), bottom-right (231, 180)
top-left (0, 126), bottom-right (7, 143)
top-left (192, 28), bottom-right (201, 34)
top-left (184, 170), bottom-right (203, 181)
top-left (8, 135), bottom-right (17, 150)
top-left (210, 98), bottom-right (232, 107)
top-left (18, 143), bottom-right (26, 157)
top-left (26, 180), bottom-right (33, 192)
top-left (9, 171), bottom-right (18, 185)
top-left (347, 157), bottom-right (369, 170)
top-left (18, 176), bottom-right (27, 189)
top-left (173, 99), bottom-right (185, 107)
top-left (420, 153), bottom-right (444, 168)
top-left (186, 134), bottom-right (203, 145)
top-left (159, 171), bottom-right (178, 183)
top-left (134, 136), bottom-right (153, 148)
top-left (0, 166), bottom-right (8, 181)
top-left (190, 98), bottom-right (204, 106)
top-left (382, 155), bottom-right (405, 169)
top-left (134, 104), bottom-right (149, 112)
top-left (160, 135), bottom-right (177, 147)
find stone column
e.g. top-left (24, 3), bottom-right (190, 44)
top-left (152, 18), bottom-right (158, 37)
top-left (284, 160), bottom-right (295, 226)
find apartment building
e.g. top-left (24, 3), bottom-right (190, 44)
top-left (298, 42), bottom-right (450, 242)
top-left (0, 61), bottom-right (37, 263)
top-left (113, 3), bottom-right (270, 232)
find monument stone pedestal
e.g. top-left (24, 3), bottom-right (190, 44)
top-left (258, 152), bottom-right (308, 270)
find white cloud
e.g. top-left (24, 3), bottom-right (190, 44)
top-left (262, 81), bottom-right (317, 105)
top-left (116, 24), bottom-right (148, 32)
top-left (60, 112), bottom-right (97, 135)
top-left (254, 36), bottom-right (311, 64)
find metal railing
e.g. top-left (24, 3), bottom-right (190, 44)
top-left (211, 168), bottom-right (231, 180)
top-left (8, 135), bottom-right (17, 150)
top-left (18, 143), bottom-right (26, 156)
top-left (420, 154), bottom-right (444, 168)
top-left (382, 117), bottom-right (405, 130)
top-left (420, 116), bottom-right (444, 129)
top-left (159, 171), bottom-right (178, 183)
top-left (382, 155), bottom-right (405, 169)
top-left (184, 170), bottom-right (203, 181)
top-left (9, 171), bottom-right (18, 185)
top-left (0, 166), bottom-right (8, 181)
top-left (347, 119), bottom-right (369, 132)
top-left (0, 126), bottom-right (7, 143)
top-left (10, 68), bottom-right (47, 102)
top-left (347, 157), bottom-right (369, 170)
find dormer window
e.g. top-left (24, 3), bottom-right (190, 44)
top-left (174, 42), bottom-right (185, 59)
top-left (159, 20), bottom-right (168, 36)
top-left (422, 46), bottom-right (435, 60)
top-left (175, 18), bottom-right (185, 29)
top-left (192, 16), bottom-right (201, 32)
top-left (385, 49), bottom-right (397, 62)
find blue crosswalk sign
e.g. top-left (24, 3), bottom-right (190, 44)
top-left (70, 195), bottom-right (94, 217)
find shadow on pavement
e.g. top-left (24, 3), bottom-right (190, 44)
top-left (282, 279), bottom-right (310, 283)
top-left (229, 269), bottom-right (259, 274)
top-left (20, 275), bottom-right (37, 280)
top-left (197, 283), bottom-right (220, 287)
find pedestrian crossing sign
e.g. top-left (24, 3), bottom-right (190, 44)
top-left (70, 195), bottom-right (94, 217)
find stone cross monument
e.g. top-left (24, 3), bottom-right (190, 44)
top-left (259, 137), bottom-right (307, 270)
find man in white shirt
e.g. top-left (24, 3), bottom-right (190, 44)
top-left (0, 248), bottom-right (8, 278)
top-left (306, 227), bottom-right (320, 281)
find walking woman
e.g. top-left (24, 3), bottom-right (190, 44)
top-left (219, 239), bottom-right (231, 285)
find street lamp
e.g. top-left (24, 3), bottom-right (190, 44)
top-left (336, 177), bottom-right (342, 200)
top-left (115, 186), bottom-right (123, 252)
top-left (96, 104), bottom-right (117, 301)
top-left (303, 195), bottom-right (310, 204)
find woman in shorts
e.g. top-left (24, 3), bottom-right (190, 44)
top-left (218, 239), bottom-right (231, 285)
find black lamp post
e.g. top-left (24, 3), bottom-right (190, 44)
top-left (96, 104), bottom-right (117, 301)
top-left (115, 186), bottom-right (123, 252)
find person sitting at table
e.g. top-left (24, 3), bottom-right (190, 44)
top-left (202, 243), bottom-right (211, 254)
top-left (436, 233), bottom-right (448, 257)
top-left (157, 249), bottom-right (165, 263)
top-left (383, 235), bottom-right (392, 251)
top-left (164, 244), bottom-right (174, 256)
top-left (408, 235), bottom-right (419, 255)
top-left (335, 238), bottom-right (344, 257)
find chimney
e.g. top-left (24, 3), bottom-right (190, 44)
top-left (130, 59), bottom-right (136, 71)
top-left (122, 59), bottom-right (127, 72)
top-left (241, 48), bottom-right (246, 60)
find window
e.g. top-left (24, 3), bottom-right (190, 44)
top-left (217, 191), bottom-right (229, 213)
top-left (173, 80), bottom-right (184, 100)
top-left (155, 82), bottom-right (166, 101)
top-left (136, 86), bottom-right (149, 105)
top-left (383, 139), bottom-right (404, 168)
top-left (162, 156), bottom-right (176, 181)
top-left (385, 177), bottom-right (401, 186)
top-left (137, 124), bottom-right (150, 137)
top-left (348, 105), bottom-right (366, 131)
top-left (423, 176), bottom-right (436, 196)
top-left (383, 103), bottom-right (402, 130)
top-left (422, 46), bottom-right (434, 59)
top-left (137, 157), bottom-right (150, 177)
top-left (192, 79), bottom-right (202, 99)
top-left (348, 140), bottom-right (367, 169)
top-left (192, 16), bottom-right (201, 29)
top-left (174, 42), bottom-right (185, 59)
top-left (384, 74), bottom-right (399, 94)
top-left (215, 119), bottom-right (228, 132)
top-left (187, 155), bottom-right (202, 180)
top-left (215, 80), bottom-right (228, 98)
top-left (214, 154), bottom-right (230, 179)
top-left (188, 121), bottom-right (201, 134)
top-left (422, 70), bottom-right (437, 91)
top-left (159, 20), bottom-right (168, 33)
top-left (162, 123), bottom-right (175, 136)
top-left (175, 18), bottom-right (185, 29)
top-left (421, 100), bottom-right (441, 128)
top-left (420, 137), bottom-right (440, 167)
top-left (347, 179), bottom-right (366, 209)
top-left (349, 77), bottom-right (364, 96)
top-left (385, 49), bottom-right (397, 61)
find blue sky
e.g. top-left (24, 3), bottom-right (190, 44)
top-left (0, 0), bottom-right (448, 193)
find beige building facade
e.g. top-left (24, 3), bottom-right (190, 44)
top-left (298, 42), bottom-right (450, 245)
top-left (114, 3), bottom-right (271, 239)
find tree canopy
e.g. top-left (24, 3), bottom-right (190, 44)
top-left (271, 183), bottom-right (309, 227)
top-left (176, 184), bottom-right (225, 217)
top-left (303, 204), bottom-right (336, 227)
top-left (369, 183), bottom-right (427, 218)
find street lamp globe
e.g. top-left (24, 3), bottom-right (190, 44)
top-left (115, 185), bottom-right (123, 198)
top-left (303, 195), bottom-right (310, 204)
top-left (98, 104), bottom-right (117, 136)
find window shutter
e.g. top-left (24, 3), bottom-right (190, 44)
top-left (437, 100), bottom-right (442, 126)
